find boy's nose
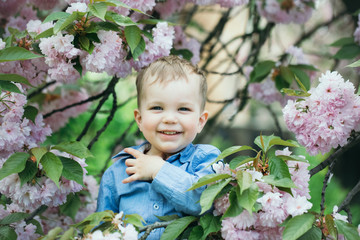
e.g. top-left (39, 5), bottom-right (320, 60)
top-left (162, 113), bottom-right (178, 124)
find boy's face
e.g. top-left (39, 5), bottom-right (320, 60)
top-left (134, 74), bottom-right (208, 157)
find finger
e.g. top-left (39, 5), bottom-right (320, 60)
top-left (122, 174), bottom-right (137, 184)
top-left (124, 148), bottom-right (143, 158)
top-left (125, 158), bottom-right (136, 167)
top-left (125, 166), bottom-right (136, 175)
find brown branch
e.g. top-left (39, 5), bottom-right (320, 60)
top-left (24, 205), bottom-right (48, 222)
top-left (76, 76), bottom-right (119, 142)
top-left (266, 105), bottom-right (283, 139)
top-left (337, 178), bottom-right (360, 224)
top-left (320, 161), bottom-right (336, 214)
top-left (138, 220), bottom-right (174, 240)
top-left (27, 81), bottom-right (56, 99)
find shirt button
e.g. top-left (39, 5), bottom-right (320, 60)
top-left (153, 203), bottom-right (159, 210)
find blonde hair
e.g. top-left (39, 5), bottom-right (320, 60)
top-left (136, 55), bottom-right (207, 110)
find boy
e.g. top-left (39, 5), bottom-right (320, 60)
top-left (97, 55), bottom-right (220, 239)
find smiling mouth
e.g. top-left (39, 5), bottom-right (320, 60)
top-left (160, 131), bottom-right (181, 135)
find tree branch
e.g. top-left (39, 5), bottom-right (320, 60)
top-left (138, 220), bottom-right (174, 240)
top-left (337, 178), bottom-right (360, 223)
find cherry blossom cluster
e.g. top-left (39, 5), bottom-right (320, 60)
top-left (79, 212), bottom-right (138, 240)
top-left (212, 147), bottom-right (312, 240)
top-left (0, 85), bottom-right (52, 159)
top-left (283, 71), bottom-right (360, 155)
top-left (256, 0), bottom-right (314, 24)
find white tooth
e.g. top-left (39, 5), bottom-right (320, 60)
top-left (163, 131), bottom-right (176, 134)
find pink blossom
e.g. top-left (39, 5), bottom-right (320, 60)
top-left (154, 0), bottom-right (187, 18)
top-left (213, 193), bottom-right (230, 216)
top-left (284, 195), bottom-right (312, 216)
top-left (0, 0), bottom-right (26, 18)
top-left (257, 192), bottom-right (283, 210)
top-left (66, 2), bottom-right (88, 13)
top-left (248, 77), bottom-right (286, 105)
top-left (173, 26), bottom-right (201, 65)
top-left (29, 0), bottom-right (60, 10)
top-left (27, 20), bottom-right (54, 35)
top-left (0, 39), bottom-right (5, 50)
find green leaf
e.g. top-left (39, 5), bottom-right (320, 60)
top-left (262, 175), bottom-right (297, 188)
top-left (325, 214), bottom-right (338, 240)
top-left (27, 219), bottom-right (44, 235)
top-left (125, 214), bottom-right (145, 228)
top-left (160, 216), bottom-right (198, 240)
top-left (222, 189), bottom-right (243, 219)
top-left (333, 44), bottom-right (360, 59)
top-left (105, 11), bottom-right (136, 26)
top-left (170, 48), bottom-right (194, 61)
top-left (279, 66), bottom-right (294, 84)
top-left (31, 147), bottom-right (47, 166)
top-left (276, 154), bottom-right (308, 163)
top-left (254, 135), bottom-right (299, 152)
top-left (0, 212), bottom-right (29, 225)
top-left (275, 74), bottom-right (290, 91)
top-left (34, 28), bottom-right (54, 40)
top-left (237, 184), bottom-right (259, 214)
top-left (138, 18), bottom-right (176, 26)
top-left (43, 227), bottom-right (63, 239)
top-left (59, 157), bottom-right (84, 185)
top-left (0, 73), bottom-right (33, 86)
top-left (40, 152), bottom-right (63, 188)
top-left (59, 193), bottom-right (81, 221)
top-left (334, 220), bottom-right (360, 240)
top-left (268, 156), bottom-right (292, 179)
top-left (52, 141), bottom-right (93, 158)
top-left (236, 170), bottom-right (253, 194)
top-left (0, 81), bottom-right (21, 93)
top-left (229, 156), bottom-right (255, 169)
top-left (188, 226), bottom-right (204, 240)
top-left (59, 227), bottom-right (76, 240)
top-left (89, 2), bottom-right (108, 21)
top-left (200, 178), bottom-right (232, 214)
top-left (131, 36), bottom-right (146, 61)
top-left (187, 173), bottom-right (231, 191)
top-left (155, 214), bottom-right (179, 222)
top-left (199, 214), bottom-right (221, 240)
top-left (290, 67), bottom-right (311, 91)
top-left (74, 211), bottom-right (114, 234)
top-left (0, 225), bottom-right (17, 240)
top-left (54, 12), bottom-right (78, 34)
top-left (0, 47), bottom-right (42, 62)
top-left (281, 88), bottom-right (311, 97)
top-left (18, 160), bottom-right (38, 186)
top-left (249, 60), bottom-right (276, 83)
top-left (298, 226), bottom-right (322, 240)
top-left (0, 152), bottom-right (29, 181)
top-left (283, 213), bottom-right (315, 240)
top-left (43, 12), bottom-right (70, 23)
top-left (23, 105), bottom-right (38, 124)
top-left (289, 64), bottom-right (318, 71)
top-left (101, 0), bottom-right (148, 15)
top-left (330, 37), bottom-right (354, 47)
top-left (346, 59), bottom-right (360, 68)
top-left (208, 145), bottom-right (255, 167)
top-left (79, 35), bottom-right (90, 52)
top-left (125, 25), bottom-right (141, 55)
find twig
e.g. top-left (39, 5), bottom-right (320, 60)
top-left (337, 178), bottom-right (360, 223)
top-left (97, 95), bottom-right (136, 114)
top-left (320, 161), bottom-right (336, 214)
top-left (309, 133), bottom-right (360, 177)
top-left (76, 76), bottom-right (119, 142)
top-left (24, 205), bottom-right (48, 222)
top-left (138, 220), bottom-right (174, 240)
top-left (27, 81), bottom-right (56, 99)
top-left (266, 105), bottom-right (283, 139)
top-left (87, 89), bottom-right (118, 150)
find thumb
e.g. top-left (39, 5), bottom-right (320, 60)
top-left (124, 148), bottom-right (143, 158)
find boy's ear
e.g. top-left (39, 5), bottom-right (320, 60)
top-left (197, 110), bottom-right (209, 133)
top-left (134, 109), bottom-right (142, 131)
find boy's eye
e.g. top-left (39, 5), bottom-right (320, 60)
top-left (179, 107), bottom-right (191, 111)
top-left (150, 106), bottom-right (162, 110)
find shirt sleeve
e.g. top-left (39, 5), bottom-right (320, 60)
top-left (96, 167), bottom-right (120, 213)
top-left (151, 148), bottom-right (219, 216)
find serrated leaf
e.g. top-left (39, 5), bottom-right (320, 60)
top-left (160, 216), bottom-right (198, 240)
top-left (0, 73), bottom-right (33, 86)
top-left (27, 219), bottom-right (44, 235)
top-left (40, 152), bottom-right (63, 188)
top-left (125, 214), bottom-right (145, 228)
top-left (60, 157), bottom-right (84, 185)
top-left (283, 213), bottom-right (315, 240)
top-left (0, 225), bottom-right (17, 240)
top-left (155, 214), bottom-right (179, 222)
top-left (0, 152), bottom-right (29, 181)
top-left (0, 81), bottom-right (21, 93)
top-left (34, 28), bottom-right (54, 40)
top-left (23, 105), bottom-right (38, 124)
top-left (131, 36), bottom-right (145, 61)
top-left (289, 64), bottom-right (318, 71)
top-left (18, 160), bottom-right (38, 186)
top-left (330, 37), bottom-right (354, 47)
top-left (222, 189), bottom-right (243, 219)
top-left (31, 147), bottom-right (47, 166)
top-left (125, 25), bottom-right (141, 55)
top-left (229, 156), bottom-right (255, 169)
top-left (325, 214), bottom-right (338, 240)
top-left (254, 135), bottom-right (299, 153)
top-left (187, 173), bottom-right (231, 191)
top-left (236, 170), bottom-right (253, 194)
top-left (249, 60), bottom-right (276, 83)
top-left (280, 66), bottom-right (294, 84)
top-left (52, 141), bottom-right (93, 158)
top-left (208, 145), bottom-right (255, 168)
top-left (262, 175), bottom-right (296, 188)
top-left (292, 68), bottom-right (311, 91)
top-left (200, 178), bottom-right (232, 214)
top-left (237, 184), bottom-right (259, 214)
top-left (0, 212), bottom-right (29, 225)
top-left (268, 156), bottom-right (292, 179)
top-left (333, 44), bottom-right (360, 59)
top-left (334, 220), bottom-right (360, 240)
top-left (53, 12), bottom-right (78, 34)
top-left (89, 2), bottom-right (107, 21)
top-left (199, 214), bottom-right (221, 240)
top-left (43, 12), bottom-right (70, 23)
top-left (276, 155), bottom-right (308, 163)
top-left (298, 226), bottom-right (322, 240)
top-left (281, 88), bottom-right (311, 97)
top-left (59, 193), bottom-right (81, 221)
top-left (105, 11), bottom-right (136, 26)
top-left (0, 47), bottom-right (42, 62)
top-left (74, 211), bottom-right (114, 234)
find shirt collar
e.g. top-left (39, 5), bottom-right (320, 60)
top-left (112, 141), bottom-right (194, 164)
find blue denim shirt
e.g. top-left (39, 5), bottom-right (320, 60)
top-left (96, 142), bottom-right (219, 239)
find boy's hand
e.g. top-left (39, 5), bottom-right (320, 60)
top-left (122, 148), bottom-right (165, 184)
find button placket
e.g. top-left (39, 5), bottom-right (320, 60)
top-left (153, 203), bottom-right (159, 210)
